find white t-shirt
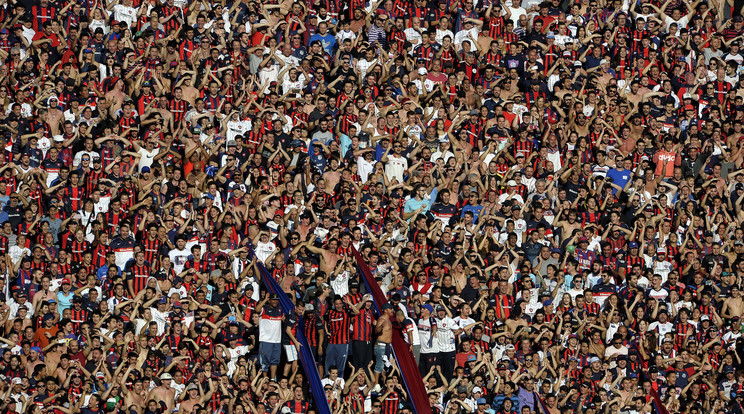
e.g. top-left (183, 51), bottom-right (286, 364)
top-left (435, 316), bottom-right (458, 352)
top-left (150, 307), bottom-right (169, 335)
top-left (137, 146), bottom-right (159, 171)
top-left (226, 119), bottom-right (251, 142)
top-left (404, 27), bottom-right (423, 45)
top-left (385, 154), bottom-right (408, 183)
top-left (664, 15), bottom-right (689, 35)
top-left (168, 248), bottom-right (190, 273)
top-left (255, 240), bottom-right (277, 263)
top-left (418, 317), bottom-right (439, 353)
top-left (113, 4), bottom-right (137, 28)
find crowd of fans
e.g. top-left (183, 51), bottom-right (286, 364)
top-left (2, 0), bottom-right (744, 412)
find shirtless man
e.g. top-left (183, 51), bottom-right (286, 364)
top-left (124, 378), bottom-right (148, 412)
top-left (303, 240), bottom-right (342, 275)
top-left (32, 276), bottom-right (58, 311)
top-left (322, 158), bottom-right (342, 190)
top-left (177, 380), bottom-right (215, 414)
top-left (52, 353), bottom-right (73, 384)
top-left (554, 210), bottom-right (581, 244)
top-left (722, 285), bottom-right (743, 320)
top-left (374, 303), bottom-right (395, 383)
top-left (147, 373), bottom-right (177, 412)
top-left (180, 76), bottom-right (200, 107)
top-left (623, 81), bottom-right (644, 109)
top-left (46, 103), bottom-right (64, 136)
top-left (105, 79), bottom-right (127, 115)
top-left (25, 346), bottom-right (45, 374)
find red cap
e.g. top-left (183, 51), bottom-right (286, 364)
top-left (274, 209), bottom-right (285, 217)
top-left (61, 278), bottom-right (71, 285)
top-left (684, 104), bottom-right (694, 111)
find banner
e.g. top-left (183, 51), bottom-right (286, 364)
top-left (246, 244), bottom-right (332, 414)
top-left (352, 246), bottom-right (432, 414)
top-left (649, 387), bottom-right (670, 414)
top-left (534, 391), bottom-right (551, 414)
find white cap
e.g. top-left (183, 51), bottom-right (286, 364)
top-left (53, 135), bottom-right (64, 142)
top-left (418, 67), bottom-right (427, 75)
top-left (507, 180), bottom-right (517, 186)
top-left (472, 387), bottom-right (483, 394)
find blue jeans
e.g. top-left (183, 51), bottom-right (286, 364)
top-left (374, 342), bottom-right (391, 373)
top-left (325, 343), bottom-right (349, 375)
top-left (259, 342), bottom-right (281, 372)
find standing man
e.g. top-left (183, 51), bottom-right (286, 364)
top-left (325, 296), bottom-right (359, 375)
top-left (374, 303), bottom-right (395, 383)
top-left (256, 293), bottom-right (284, 380)
top-left (435, 305), bottom-right (462, 380)
top-left (351, 294), bottom-right (375, 370)
top-left (417, 304), bottom-right (439, 376)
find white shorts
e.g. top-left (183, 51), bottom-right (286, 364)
top-left (284, 344), bottom-right (299, 362)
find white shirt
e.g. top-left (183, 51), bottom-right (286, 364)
top-left (8, 245), bottom-right (30, 265)
top-left (435, 316), bottom-right (458, 352)
top-left (113, 4), bottom-right (137, 28)
top-left (418, 317), bottom-right (439, 353)
top-left (8, 300), bottom-right (34, 319)
top-left (454, 28), bottom-right (479, 51)
top-left (255, 240), bottom-right (277, 263)
top-left (150, 306), bottom-right (169, 335)
top-left (435, 29), bottom-right (455, 45)
top-left (357, 58), bottom-right (377, 79)
top-left (664, 15), bottom-right (689, 35)
top-left (137, 146), bottom-right (159, 171)
top-left (385, 154), bottom-right (408, 183)
top-left (404, 27), bottom-right (423, 45)
top-left (168, 248), bottom-right (190, 274)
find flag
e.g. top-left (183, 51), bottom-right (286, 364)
top-left (352, 246), bottom-right (433, 414)
top-left (534, 391), bottom-right (551, 414)
top-left (649, 387), bottom-right (670, 414)
top-left (246, 244), bottom-right (332, 414)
